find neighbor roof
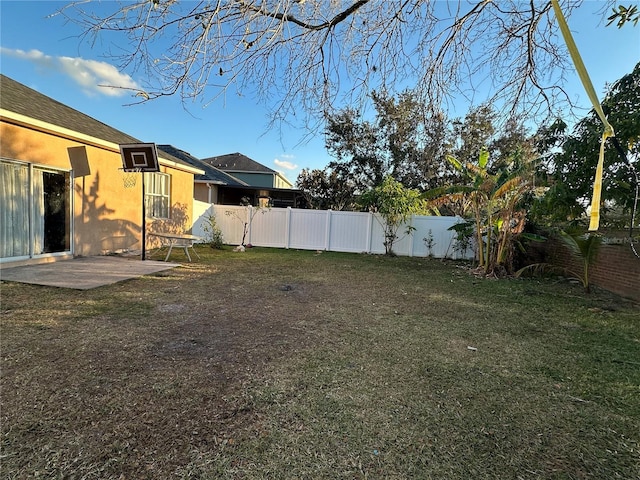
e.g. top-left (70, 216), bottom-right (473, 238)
top-left (157, 145), bottom-right (248, 186)
top-left (0, 75), bottom-right (197, 172)
top-left (202, 152), bottom-right (276, 174)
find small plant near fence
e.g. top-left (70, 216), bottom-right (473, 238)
top-left (423, 230), bottom-right (436, 258)
top-left (201, 213), bottom-right (224, 249)
top-left (516, 229), bottom-right (602, 293)
top-left (225, 197), bottom-right (269, 246)
top-left (448, 221), bottom-right (474, 260)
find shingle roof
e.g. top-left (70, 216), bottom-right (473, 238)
top-left (1, 74), bottom-right (141, 145)
top-left (202, 152), bottom-right (276, 173)
top-left (0, 75), bottom-right (195, 171)
top-left (157, 145), bottom-right (247, 186)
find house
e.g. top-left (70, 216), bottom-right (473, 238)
top-left (161, 146), bottom-right (306, 208)
top-left (203, 152), bottom-right (293, 189)
top-left (157, 145), bottom-right (249, 204)
top-left (0, 75), bottom-right (203, 265)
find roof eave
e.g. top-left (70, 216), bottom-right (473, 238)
top-left (1, 109), bottom-right (204, 176)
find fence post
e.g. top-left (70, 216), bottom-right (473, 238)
top-left (408, 214), bottom-right (415, 257)
top-left (247, 206), bottom-right (253, 245)
top-left (325, 210), bottom-right (332, 251)
top-left (366, 212), bottom-right (373, 253)
top-left (285, 207), bottom-right (292, 249)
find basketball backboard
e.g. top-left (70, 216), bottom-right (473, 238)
top-left (119, 143), bottom-right (160, 172)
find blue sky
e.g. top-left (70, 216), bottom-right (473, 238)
top-left (1, 1), bottom-right (638, 184)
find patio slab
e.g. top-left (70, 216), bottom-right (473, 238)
top-left (0, 256), bottom-right (180, 290)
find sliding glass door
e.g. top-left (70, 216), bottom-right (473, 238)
top-left (0, 160), bottom-right (71, 261)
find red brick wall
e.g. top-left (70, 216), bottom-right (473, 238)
top-left (537, 239), bottom-right (640, 302)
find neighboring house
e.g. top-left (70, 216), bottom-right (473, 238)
top-left (203, 152), bottom-right (293, 189)
top-left (0, 75), bottom-right (203, 265)
top-left (163, 146), bottom-right (306, 208)
top-left (157, 145), bottom-right (248, 204)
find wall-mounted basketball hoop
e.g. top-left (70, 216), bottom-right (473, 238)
top-left (119, 143), bottom-right (161, 260)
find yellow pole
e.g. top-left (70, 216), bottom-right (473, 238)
top-left (551, 0), bottom-right (615, 231)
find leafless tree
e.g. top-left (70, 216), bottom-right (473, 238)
top-left (58, 0), bottom-right (618, 128)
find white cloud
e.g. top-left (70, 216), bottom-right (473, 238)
top-left (274, 158), bottom-right (298, 170)
top-left (1, 47), bottom-right (141, 97)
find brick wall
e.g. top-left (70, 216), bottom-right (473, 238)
top-left (535, 238), bottom-right (640, 302)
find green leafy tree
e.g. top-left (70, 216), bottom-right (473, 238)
top-left (295, 168), bottom-right (357, 211)
top-left (325, 90), bottom-right (451, 192)
top-left (535, 62), bottom-right (640, 227)
top-left (607, 4), bottom-right (639, 27)
top-left (424, 105), bottom-right (540, 273)
top-left (450, 105), bottom-right (496, 170)
top-left (360, 176), bottom-right (429, 255)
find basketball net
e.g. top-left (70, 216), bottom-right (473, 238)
top-left (120, 168), bottom-right (142, 188)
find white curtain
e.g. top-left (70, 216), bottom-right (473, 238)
top-left (0, 162), bottom-right (29, 257)
top-left (32, 168), bottom-right (44, 255)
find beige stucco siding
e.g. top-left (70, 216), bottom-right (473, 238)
top-left (1, 119), bottom-right (196, 257)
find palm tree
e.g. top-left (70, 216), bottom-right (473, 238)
top-left (516, 229), bottom-right (602, 293)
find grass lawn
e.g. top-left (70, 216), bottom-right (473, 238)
top-left (1, 247), bottom-right (639, 479)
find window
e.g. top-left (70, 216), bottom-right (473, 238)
top-left (144, 172), bottom-right (170, 218)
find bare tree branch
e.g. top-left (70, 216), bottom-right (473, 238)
top-left (58, 0), bottom-right (620, 129)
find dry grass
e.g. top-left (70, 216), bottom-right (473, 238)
top-left (1, 247), bottom-right (639, 479)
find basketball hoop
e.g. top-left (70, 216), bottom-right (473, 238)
top-left (120, 168), bottom-right (141, 188)
top-left (118, 143), bottom-right (160, 261)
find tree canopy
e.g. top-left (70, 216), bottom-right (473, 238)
top-left (295, 167), bottom-right (357, 211)
top-left (535, 61), bottom-right (640, 227)
top-left (325, 90), bottom-right (450, 192)
top-left (59, 0), bottom-right (623, 128)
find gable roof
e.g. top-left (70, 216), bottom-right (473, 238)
top-left (157, 145), bottom-right (248, 186)
top-left (0, 75), bottom-right (199, 173)
top-left (202, 152), bottom-right (276, 174)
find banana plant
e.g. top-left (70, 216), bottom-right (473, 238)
top-left (425, 146), bottom-right (535, 274)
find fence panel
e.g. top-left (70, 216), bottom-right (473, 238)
top-left (328, 211), bottom-right (372, 253)
top-left (197, 204), bottom-right (472, 259)
top-left (249, 207), bottom-right (288, 247)
top-left (211, 205), bottom-right (246, 245)
top-left (410, 215), bottom-right (464, 259)
top-left (192, 200), bottom-right (212, 238)
top-left (289, 209), bottom-right (328, 250)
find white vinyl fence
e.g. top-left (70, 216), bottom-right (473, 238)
top-left (192, 200), bottom-right (473, 259)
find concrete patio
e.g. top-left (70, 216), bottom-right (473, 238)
top-left (0, 256), bottom-right (180, 290)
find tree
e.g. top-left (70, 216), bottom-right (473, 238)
top-left (450, 105), bottom-right (496, 171)
top-left (58, 0), bottom-right (621, 127)
top-left (360, 176), bottom-right (429, 255)
top-left (427, 133), bottom-right (539, 275)
top-left (325, 90), bottom-right (450, 192)
top-left (535, 62), bottom-right (640, 227)
top-left (607, 4), bottom-right (640, 27)
top-left (295, 167), bottom-right (357, 211)
top-left (516, 229), bottom-right (602, 293)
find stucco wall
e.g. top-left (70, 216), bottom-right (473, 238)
top-left (1, 121), bottom-right (195, 258)
top-left (194, 182), bottom-right (218, 204)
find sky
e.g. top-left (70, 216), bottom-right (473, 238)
top-left (1, 1), bottom-right (638, 184)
